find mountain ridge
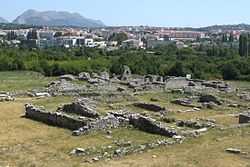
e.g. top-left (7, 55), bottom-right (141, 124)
top-left (12, 9), bottom-right (106, 28)
top-left (0, 16), bottom-right (9, 23)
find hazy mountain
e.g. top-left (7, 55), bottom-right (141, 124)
top-left (0, 16), bottom-right (9, 23)
top-left (12, 9), bottom-right (106, 27)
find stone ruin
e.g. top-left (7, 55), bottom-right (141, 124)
top-left (25, 104), bottom-right (88, 130)
top-left (24, 102), bottom-right (181, 138)
top-left (78, 72), bottom-right (91, 81)
top-left (60, 74), bottom-right (75, 81)
top-left (144, 75), bottom-right (163, 84)
top-left (0, 93), bottom-right (14, 101)
top-left (43, 64), bottom-right (233, 98)
top-left (129, 115), bottom-right (178, 137)
top-left (72, 115), bottom-right (129, 136)
top-left (121, 65), bottom-right (132, 81)
top-left (133, 102), bottom-right (170, 113)
top-left (198, 94), bottom-right (224, 105)
top-left (59, 98), bottom-right (100, 118)
top-left (237, 94), bottom-right (250, 101)
top-left (239, 112), bottom-right (250, 124)
top-left (25, 104), bottom-right (128, 133)
top-left (170, 99), bottom-right (196, 108)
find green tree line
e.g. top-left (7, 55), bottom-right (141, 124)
top-left (0, 44), bottom-right (250, 81)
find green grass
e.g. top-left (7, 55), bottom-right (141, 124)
top-left (0, 71), bottom-right (56, 92)
top-left (0, 71), bottom-right (250, 166)
top-left (227, 80), bottom-right (250, 88)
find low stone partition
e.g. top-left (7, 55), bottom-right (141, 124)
top-left (198, 94), bottom-right (223, 105)
top-left (239, 112), bottom-right (250, 124)
top-left (170, 99), bottom-right (196, 108)
top-left (60, 98), bottom-right (99, 118)
top-left (175, 120), bottom-right (215, 129)
top-left (73, 115), bottom-right (129, 136)
top-left (129, 115), bottom-right (178, 137)
top-left (25, 104), bottom-right (88, 130)
top-left (133, 102), bottom-right (167, 112)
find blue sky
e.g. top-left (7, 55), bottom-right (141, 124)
top-left (1, 0), bottom-right (249, 27)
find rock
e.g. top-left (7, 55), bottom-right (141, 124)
top-left (150, 97), bottom-right (159, 102)
top-left (239, 112), bottom-right (250, 124)
top-left (226, 148), bottom-right (242, 154)
top-left (78, 72), bottom-right (91, 81)
top-left (115, 140), bottom-right (132, 147)
top-left (202, 102), bottom-right (218, 109)
top-left (171, 99), bottom-right (195, 107)
top-left (60, 74), bottom-right (75, 81)
top-left (70, 148), bottom-right (86, 154)
top-left (0, 93), bottom-right (14, 101)
top-left (199, 94), bottom-right (223, 105)
top-left (115, 149), bottom-right (122, 155)
top-left (133, 102), bottom-right (168, 112)
top-left (237, 94), bottom-right (250, 101)
top-left (88, 78), bottom-right (99, 84)
top-left (91, 72), bottom-right (99, 78)
top-left (117, 86), bottom-right (126, 93)
top-left (173, 135), bottom-right (183, 140)
top-left (107, 130), bottom-right (113, 136)
top-left (34, 92), bottom-right (51, 98)
top-left (111, 73), bottom-right (118, 80)
top-left (188, 81), bottom-right (195, 86)
top-left (92, 157), bottom-right (99, 161)
top-left (100, 71), bottom-right (110, 80)
top-left (121, 65), bottom-right (132, 81)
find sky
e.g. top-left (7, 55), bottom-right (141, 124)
top-left (0, 0), bottom-right (250, 27)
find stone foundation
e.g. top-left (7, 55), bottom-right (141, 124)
top-left (25, 104), bottom-right (88, 130)
top-left (239, 112), bottom-right (250, 124)
top-left (133, 102), bottom-right (167, 112)
top-left (60, 98), bottom-right (99, 118)
top-left (129, 115), bottom-right (178, 137)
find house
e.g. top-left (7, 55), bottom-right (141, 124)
top-left (147, 39), bottom-right (172, 48)
top-left (84, 38), bottom-right (94, 47)
top-left (121, 39), bottom-right (143, 49)
top-left (39, 31), bottom-right (55, 40)
top-left (21, 39), bottom-right (39, 49)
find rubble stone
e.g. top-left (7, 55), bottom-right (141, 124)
top-left (60, 74), bottom-right (75, 81)
top-left (60, 98), bottom-right (99, 118)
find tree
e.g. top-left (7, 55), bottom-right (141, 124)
top-left (222, 34), bottom-right (228, 43)
top-left (7, 31), bottom-right (17, 40)
top-left (221, 62), bottom-right (239, 80)
top-left (239, 34), bottom-right (248, 56)
top-left (168, 61), bottom-right (184, 77)
top-left (108, 32), bottom-right (128, 45)
top-left (229, 34), bottom-right (234, 43)
top-left (27, 29), bottom-right (38, 40)
top-left (163, 35), bottom-right (170, 41)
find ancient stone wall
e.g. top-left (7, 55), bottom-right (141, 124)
top-left (61, 99), bottom-right (99, 118)
top-left (133, 102), bottom-right (166, 112)
top-left (72, 115), bottom-right (129, 136)
top-left (239, 112), bottom-right (250, 124)
top-left (25, 104), bottom-right (88, 130)
top-left (129, 115), bottom-right (178, 137)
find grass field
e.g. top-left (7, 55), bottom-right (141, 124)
top-left (0, 71), bottom-right (56, 92)
top-left (0, 71), bottom-right (250, 167)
